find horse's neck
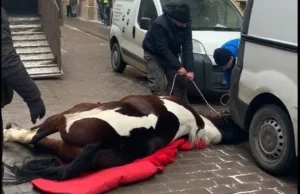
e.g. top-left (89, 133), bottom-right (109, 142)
top-left (200, 114), bottom-right (228, 131)
top-left (199, 113), bottom-right (219, 125)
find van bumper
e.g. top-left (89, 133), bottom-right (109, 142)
top-left (187, 53), bottom-right (229, 97)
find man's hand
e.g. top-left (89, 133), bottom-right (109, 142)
top-left (186, 72), bottom-right (194, 81)
top-left (27, 97), bottom-right (46, 124)
top-left (177, 67), bottom-right (187, 75)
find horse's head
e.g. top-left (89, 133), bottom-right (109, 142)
top-left (196, 113), bottom-right (248, 145)
top-left (188, 114), bottom-right (224, 146)
top-left (188, 127), bottom-right (207, 147)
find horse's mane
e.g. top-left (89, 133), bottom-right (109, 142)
top-left (200, 112), bottom-right (248, 145)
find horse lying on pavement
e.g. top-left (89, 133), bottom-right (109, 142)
top-left (2, 95), bottom-right (247, 184)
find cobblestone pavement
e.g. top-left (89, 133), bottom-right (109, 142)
top-left (2, 21), bottom-right (297, 194)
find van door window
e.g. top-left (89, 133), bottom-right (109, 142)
top-left (215, 1), bottom-right (241, 28)
top-left (137, 0), bottom-right (158, 25)
top-left (160, 0), bottom-right (242, 31)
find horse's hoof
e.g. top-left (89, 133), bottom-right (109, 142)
top-left (3, 129), bottom-right (9, 143)
top-left (5, 122), bottom-right (21, 130)
top-left (5, 123), bottom-right (12, 129)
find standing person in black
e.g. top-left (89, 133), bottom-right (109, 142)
top-left (142, 3), bottom-right (194, 104)
top-left (101, 0), bottom-right (112, 26)
top-left (1, 8), bottom-right (46, 192)
top-left (96, 0), bottom-right (104, 23)
top-left (69, 0), bottom-right (78, 17)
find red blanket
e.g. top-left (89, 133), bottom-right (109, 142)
top-left (32, 139), bottom-right (206, 194)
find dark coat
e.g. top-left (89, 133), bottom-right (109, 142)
top-left (142, 3), bottom-right (194, 72)
top-left (1, 8), bottom-right (42, 108)
top-left (68, 0), bottom-right (77, 5)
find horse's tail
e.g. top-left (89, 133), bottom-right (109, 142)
top-left (3, 143), bottom-right (102, 185)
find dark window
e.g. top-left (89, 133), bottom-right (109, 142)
top-left (137, 0), bottom-right (158, 24)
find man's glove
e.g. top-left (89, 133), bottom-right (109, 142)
top-left (27, 97), bottom-right (46, 124)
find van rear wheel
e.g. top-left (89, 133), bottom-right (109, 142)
top-left (111, 42), bottom-right (126, 73)
top-left (249, 104), bottom-right (296, 176)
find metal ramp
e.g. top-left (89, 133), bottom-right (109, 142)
top-left (9, 16), bottom-right (63, 79)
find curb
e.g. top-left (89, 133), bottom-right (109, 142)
top-left (63, 18), bottom-right (110, 41)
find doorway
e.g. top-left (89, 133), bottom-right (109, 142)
top-left (2, 0), bottom-right (39, 16)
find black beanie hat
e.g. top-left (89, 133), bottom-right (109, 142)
top-left (171, 4), bottom-right (190, 23)
top-left (213, 48), bottom-right (232, 67)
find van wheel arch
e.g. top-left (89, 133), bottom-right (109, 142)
top-left (244, 93), bottom-right (291, 130)
top-left (110, 36), bottom-right (119, 50)
top-left (110, 37), bottom-right (126, 73)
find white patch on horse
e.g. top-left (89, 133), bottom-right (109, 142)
top-left (160, 98), bottom-right (198, 142)
top-left (64, 107), bottom-right (158, 136)
top-left (199, 115), bottom-right (222, 145)
top-left (4, 128), bottom-right (38, 144)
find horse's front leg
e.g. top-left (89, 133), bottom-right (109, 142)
top-left (3, 126), bottom-right (39, 145)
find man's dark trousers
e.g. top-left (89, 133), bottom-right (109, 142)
top-left (1, 115), bottom-right (4, 194)
top-left (66, 5), bottom-right (72, 17)
top-left (144, 51), bottom-right (189, 104)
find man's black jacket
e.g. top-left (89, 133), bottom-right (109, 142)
top-left (1, 8), bottom-right (42, 108)
top-left (142, 3), bottom-right (194, 72)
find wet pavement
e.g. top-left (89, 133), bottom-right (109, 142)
top-left (2, 18), bottom-right (298, 194)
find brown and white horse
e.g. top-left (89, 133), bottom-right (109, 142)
top-left (3, 95), bottom-right (247, 184)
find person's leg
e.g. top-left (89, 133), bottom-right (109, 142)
top-left (165, 67), bottom-right (189, 104)
top-left (74, 5), bottom-right (77, 17)
top-left (107, 7), bottom-right (111, 26)
top-left (1, 115), bottom-right (4, 194)
top-left (66, 5), bottom-right (71, 17)
top-left (144, 52), bottom-right (167, 96)
top-left (73, 5), bottom-right (77, 17)
top-left (69, 5), bottom-right (73, 17)
top-left (103, 4), bottom-right (109, 25)
top-left (103, 5), bottom-right (107, 25)
top-left (99, 3), bottom-right (105, 23)
top-left (71, 5), bottom-right (77, 17)
top-left (97, 4), bottom-right (101, 20)
top-left (98, 3), bottom-right (103, 21)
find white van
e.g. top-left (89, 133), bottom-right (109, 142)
top-left (229, 0), bottom-right (298, 175)
top-left (109, 0), bottom-right (243, 96)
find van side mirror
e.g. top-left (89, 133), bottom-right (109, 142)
top-left (140, 17), bottom-right (152, 30)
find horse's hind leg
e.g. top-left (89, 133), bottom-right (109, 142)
top-left (35, 138), bottom-right (82, 163)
